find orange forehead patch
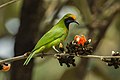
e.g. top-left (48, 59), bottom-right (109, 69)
top-left (71, 15), bottom-right (76, 20)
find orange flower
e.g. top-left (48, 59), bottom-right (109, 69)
top-left (74, 35), bottom-right (87, 46)
top-left (1, 63), bottom-right (11, 71)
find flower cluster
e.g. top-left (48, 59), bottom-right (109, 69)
top-left (57, 55), bottom-right (76, 67)
top-left (66, 35), bottom-right (93, 55)
top-left (104, 51), bottom-right (120, 69)
top-left (57, 35), bottom-right (93, 67)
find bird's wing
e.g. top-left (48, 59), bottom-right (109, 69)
top-left (32, 27), bottom-right (65, 52)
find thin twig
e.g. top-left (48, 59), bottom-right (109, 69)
top-left (0, 53), bottom-right (120, 64)
top-left (0, 0), bottom-right (20, 9)
top-left (0, 53), bottom-right (53, 64)
top-left (80, 55), bottom-right (120, 59)
top-left (0, 54), bottom-right (26, 64)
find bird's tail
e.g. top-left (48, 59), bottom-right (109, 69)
top-left (23, 52), bottom-right (35, 65)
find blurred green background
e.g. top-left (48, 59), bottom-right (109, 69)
top-left (0, 0), bottom-right (120, 80)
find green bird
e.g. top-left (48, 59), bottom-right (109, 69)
top-left (24, 13), bottom-right (79, 65)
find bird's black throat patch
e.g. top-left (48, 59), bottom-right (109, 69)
top-left (64, 17), bottom-right (75, 29)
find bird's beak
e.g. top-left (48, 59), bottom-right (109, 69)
top-left (74, 20), bottom-right (79, 25)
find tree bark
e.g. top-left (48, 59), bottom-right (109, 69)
top-left (10, 0), bottom-right (45, 80)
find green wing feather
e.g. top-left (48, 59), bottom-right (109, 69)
top-left (32, 26), bottom-right (66, 52)
top-left (24, 25), bottom-right (68, 65)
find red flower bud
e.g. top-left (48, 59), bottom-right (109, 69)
top-left (74, 35), bottom-right (87, 46)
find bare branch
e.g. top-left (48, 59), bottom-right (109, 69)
top-left (0, 52), bottom-right (120, 64)
top-left (0, 52), bottom-right (53, 64)
top-left (0, 0), bottom-right (20, 9)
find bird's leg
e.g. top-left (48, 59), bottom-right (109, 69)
top-left (52, 46), bottom-right (59, 53)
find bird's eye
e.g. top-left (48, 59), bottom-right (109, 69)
top-left (66, 19), bottom-right (72, 23)
top-left (65, 17), bottom-right (74, 23)
top-left (64, 17), bottom-right (75, 29)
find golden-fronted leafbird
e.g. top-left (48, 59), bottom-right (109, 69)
top-left (24, 13), bottom-right (79, 65)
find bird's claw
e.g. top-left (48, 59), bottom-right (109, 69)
top-left (52, 46), bottom-right (60, 53)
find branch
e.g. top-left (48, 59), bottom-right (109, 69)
top-left (0, 0), bottom-right (20, 9)
top-left (0, 52), bottom-right (53, 64)
top-left (0, 52), bottom-right (120, 64)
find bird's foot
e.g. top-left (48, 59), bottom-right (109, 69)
top-left (52, 46), bottom-right (60, 53)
